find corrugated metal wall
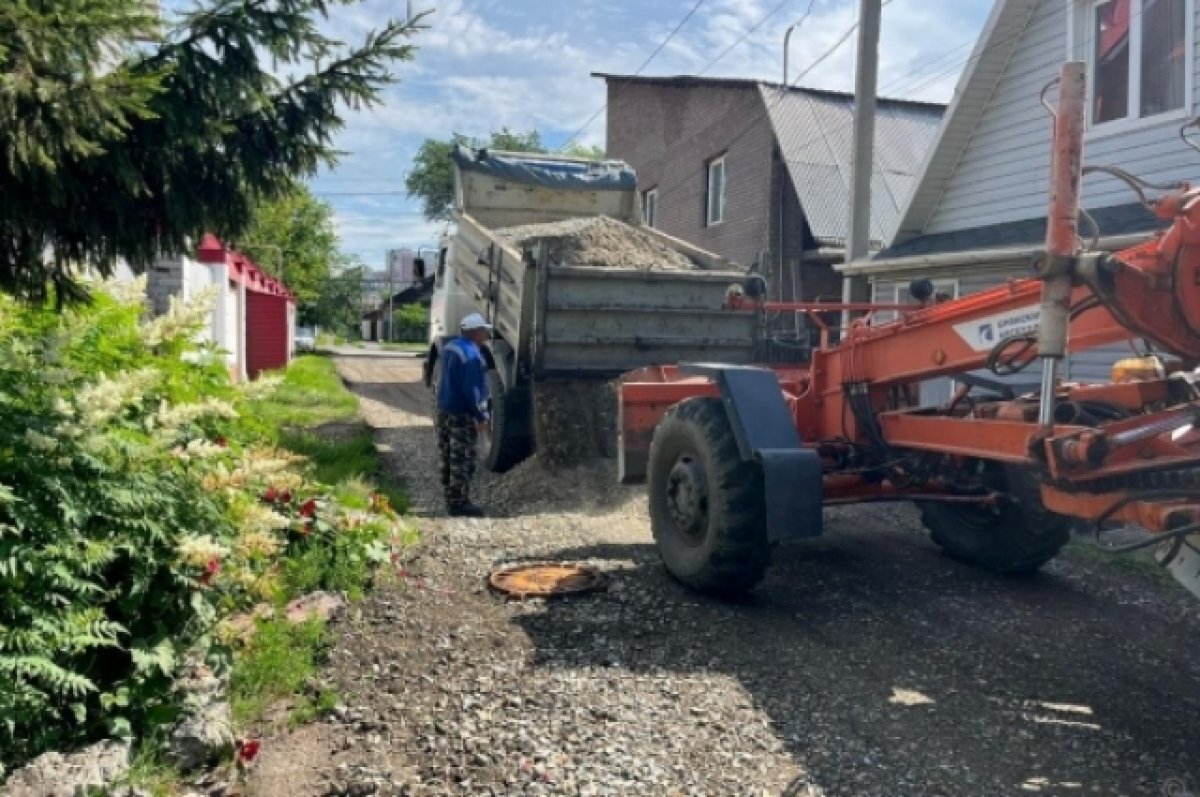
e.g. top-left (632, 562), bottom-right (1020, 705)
top-left (246, 292), bottom-right (290, 379)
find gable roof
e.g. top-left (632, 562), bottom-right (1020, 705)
top-left (890, 0), bottom-right (1042, 244)
top-left (761, 85), bottom-right (943, 246)
top-left (597, 73), bottom-right (945, 245)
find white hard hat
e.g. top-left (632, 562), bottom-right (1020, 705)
top-left (460, 312), bottom-right (493, 331)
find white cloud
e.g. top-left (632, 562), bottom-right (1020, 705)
top-left (333, 207), bottom-right (445, 263)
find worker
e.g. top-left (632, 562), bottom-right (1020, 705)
top-left (436, 313), bottom-right (492, 517)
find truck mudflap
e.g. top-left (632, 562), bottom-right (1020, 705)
top-left (620, 363), bottom-right (823, 541)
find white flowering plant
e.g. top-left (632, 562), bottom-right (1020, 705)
top-left (0, 282), bottom-right (411, 768)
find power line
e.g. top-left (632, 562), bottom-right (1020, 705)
top-left (646, 0), bottom-right (889, 211)
top-left (698, 0), bottom-right (804, 76)
top-left (559, 0), bottom-right (710, 151)
top-left (632, 0), bottom-right (708, 75)
top-left (876, 35), bottom-right (976, 96)
top-left (312, 191), bottom-right (415, 197)
top-left (788, 0), bottom-right (893, 87)
top-left (311, 177), bottom-right (408, 182)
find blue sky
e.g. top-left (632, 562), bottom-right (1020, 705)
top-left (194, 0), bottom-right (998, 267)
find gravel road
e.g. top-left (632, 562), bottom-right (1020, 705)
top-left (248, 355), bottom-right (1200, 797)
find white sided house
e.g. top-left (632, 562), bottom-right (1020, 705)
top-left (850, 0), bottom-right (1198, 396)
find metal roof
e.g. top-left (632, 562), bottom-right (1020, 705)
top-left (594, 73), bottom-right (945, 109)
top-left (880, 201), bottom-right (1163, 259)
top-left (759, 85), bottom-right (944, 246)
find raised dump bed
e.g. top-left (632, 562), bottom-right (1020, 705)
top-left (425, 147), bottom-right (758, 471)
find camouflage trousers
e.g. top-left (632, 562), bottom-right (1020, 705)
top-left (435, 410), bottom-right (478, 506)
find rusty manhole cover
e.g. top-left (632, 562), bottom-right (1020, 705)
top-left (488, 562), bottom-right (606, 599)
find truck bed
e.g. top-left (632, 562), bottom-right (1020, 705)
top-left (450, 213), bottom-right (758, 377)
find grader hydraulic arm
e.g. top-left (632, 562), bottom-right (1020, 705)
top-left (620, 62), bottom-right (1200, 598)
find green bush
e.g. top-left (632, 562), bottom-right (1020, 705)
top-left (0, 288), bottom-right (234, 759)
top-left (390, 302), bottom-right (428, 342)
top-left (0, 280), bottom-right (409, 767)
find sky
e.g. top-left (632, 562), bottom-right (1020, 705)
top-left (234, 0), bottom-right (997, 268)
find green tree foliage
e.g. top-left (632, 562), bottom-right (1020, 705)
top-left (390, 302), bottom-right (428, 342)
top-left (405, 129), bottom-right (545, 222)
top-left (561, 142), bottom-right (607, 160)
top-left (239, 185), bottom-right (339, 307)
top-left (0, 0), bottom-right (424, 301)
top-left (309, 259), bottom-right (365, 335)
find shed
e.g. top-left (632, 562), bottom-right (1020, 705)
top-left (197, 235), bottom-right (297, 380)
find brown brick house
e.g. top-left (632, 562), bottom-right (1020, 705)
top-left (599, 74), bottom-right (944, 311)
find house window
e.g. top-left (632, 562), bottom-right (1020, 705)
top-left (1090, 0), bottom-right (1188, 126)
top-left (705, 156), bottom-right (726, 226)
top-left (642, 188), bottom-right (658, 228)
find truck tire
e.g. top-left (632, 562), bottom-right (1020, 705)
top-left (480, 369), bottom-right (532, 473)
top-left (647, 397), bottom-right (770, 595)
top-left (428, 356), bottom-right (442, 415)
top-left (919, 465), bottom-right (1070, 574)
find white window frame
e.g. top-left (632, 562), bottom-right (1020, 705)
top-left (706, 156), bottom-right (726, 227)
top-left (872, 279), bottom-right (960, 324)
top-left (1075, 0), bottom-right (1194, 139)
top-left (642, 188), bottom-right (659, 228)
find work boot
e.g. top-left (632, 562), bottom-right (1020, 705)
top-left (447, 502), bottom-right (485, 518)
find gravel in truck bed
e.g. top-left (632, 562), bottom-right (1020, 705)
top-left (494, 216), bottom-right (699, 271)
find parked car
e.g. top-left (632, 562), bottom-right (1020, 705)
top-left (295, 326), bottom-right (316, 352)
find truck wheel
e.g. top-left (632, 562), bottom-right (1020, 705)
top-left (480, 370), bottom-right (532, 473)
top-left (920, 465), bottom-right (1070, 574)
top-left (428, 356), bottom-right (442, 417)
top-left (647, 397), bottom-right (770, 595)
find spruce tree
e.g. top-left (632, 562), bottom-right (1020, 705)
top-left (0, 0), bottom-right (421, 301)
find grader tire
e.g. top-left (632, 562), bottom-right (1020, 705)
top-left (647, 397), bottom-right (770, 595)
top-left (920, 465), bottom-right (1071, 574)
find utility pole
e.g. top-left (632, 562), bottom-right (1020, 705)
top-left (387, 254), bottom-right (395, 343)
top-left (841, 0), bottom-right (882, 331)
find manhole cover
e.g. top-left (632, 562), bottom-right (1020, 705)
top-left (488, 563), bottom-right (605, 599)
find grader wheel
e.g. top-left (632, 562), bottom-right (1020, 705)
top-left (920, 464), bottom-right (1071, 574)
top-left (647, 397), bottom-right (770, 595)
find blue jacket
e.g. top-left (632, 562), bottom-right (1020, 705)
top-left (437, 336), bottom-right (490, 421)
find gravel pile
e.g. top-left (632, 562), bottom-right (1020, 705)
top-left (494, 216), bottom-right (698, 271)
top-left (247, 356), bottom-right (1200, 797)
top-left (531, 380), bottom-right (619, 468)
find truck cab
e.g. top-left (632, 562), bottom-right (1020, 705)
top-left (425, 238), bottom-right (476, 376)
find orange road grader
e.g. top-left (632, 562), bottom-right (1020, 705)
top-left (618, 63), bottom-right (1200, 598)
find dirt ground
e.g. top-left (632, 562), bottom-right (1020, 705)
top-left (247, 354), bottom-right (1200, 797)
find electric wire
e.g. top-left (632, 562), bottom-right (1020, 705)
top-left (559, 0), bottom-right (710, 151)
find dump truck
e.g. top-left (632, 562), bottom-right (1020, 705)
top-left (618, 63), bottom-right (1200, 602)
top-left (424, 146), bottom-right (758, 472)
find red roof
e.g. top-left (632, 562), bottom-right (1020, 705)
top-left (196, 233), bottom-right (296, 300)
